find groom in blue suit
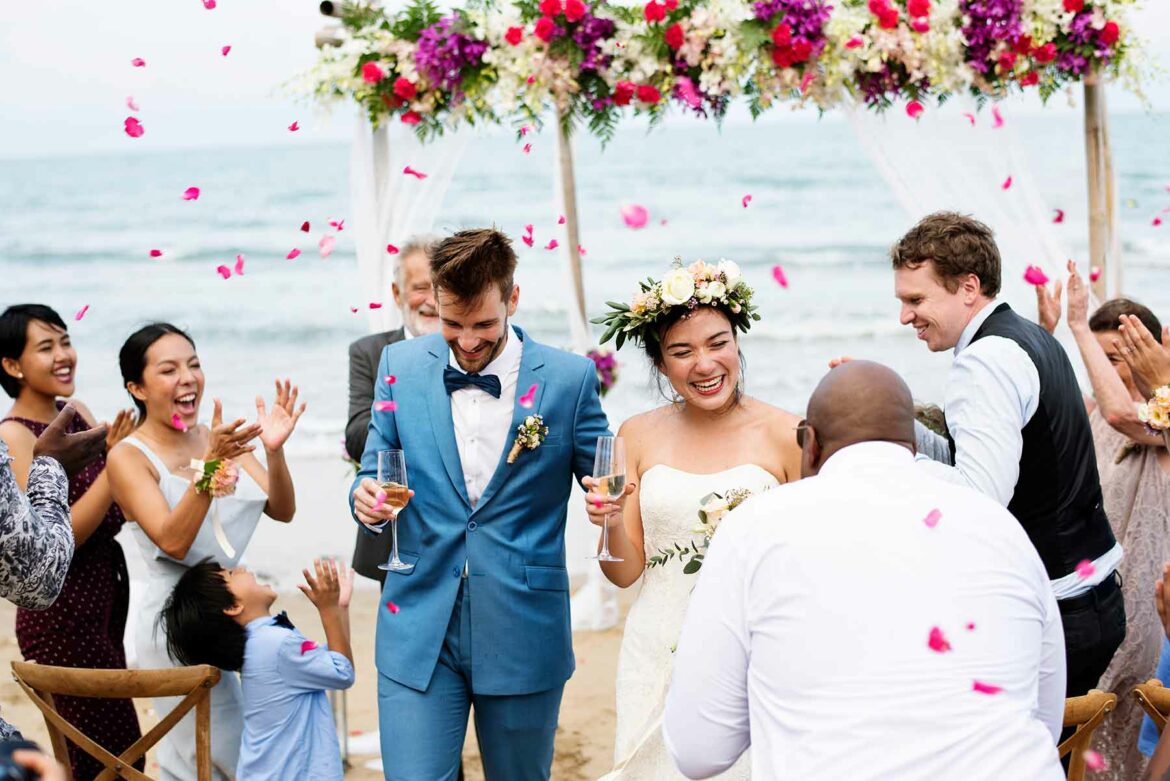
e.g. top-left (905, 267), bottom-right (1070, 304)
top-left (351, 228), bottom-right (611, 780)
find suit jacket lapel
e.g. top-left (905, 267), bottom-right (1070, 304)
top-left (472, 329), bottom-right (546, 516)
top-left (425, 347), bottom-right (472, 510)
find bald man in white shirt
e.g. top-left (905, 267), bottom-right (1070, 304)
top-left (663, 361), bottom-right (1066, 780)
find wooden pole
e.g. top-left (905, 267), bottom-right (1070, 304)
top-left (555, 108), bottom-right (589, 340)
top-left (1083, 75), bottom-right (1109, 301)
top-left (1101, 86), bottom-right (1121, 298)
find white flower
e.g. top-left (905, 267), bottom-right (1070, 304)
top-left (706, 281), bottom-right (727, 301)
top-left (696, 283), bottom-right (713, 304)
top-left (660, 268), bottom-right (696, 306)
top-left (717, 259), bottom-right (741, 289)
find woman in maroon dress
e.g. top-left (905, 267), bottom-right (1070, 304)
top-left (0, 304), bottom-right (140, 781)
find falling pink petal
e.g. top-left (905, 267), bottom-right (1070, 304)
top-left (74, 305), bottom-right (89, 321)
top-left (591, 498), bottom-right (603, 509)
top-left (131, 57), bottom-right (146, 67)
top-left (676, 77), bottom-right (702, 109)
top-left (524, 224), bottom-right (534, 236)
top-left (621, 204), bottom-right (649, 229)
top-left (520, 125), bottom-right (532, 136)
top-left (149, 249), bottom-right (163, 258)
top-left (123, 117), bottom-right (145, 138)
top-left (300, 221), bottom-right (310, 232)
top-left (221, 45), bottom-right (232, 56)
top-left (374, 400), bottom-right (398, 412)
top-left (558, 215), bottom-right (566, 224)
top-left (349, 307), bottom-right (358, 314)
top-left (216, 265), bottom-right (231, 279)
top-left (126, 96), bottom-right (140, 112)
top-left (799, 70), bottom-right (816, 94)
top-left (386, 243), bottom-right (399, 254)
top-left (518, 383), bottom-right (538, 409)
top-left (203, 0), bottom-right (216, 8)
top-left (1075, 559), bottom-right (1096, 578)
top-left (523, 143), bottom-right (532, 154)
top-left (742, 194), bottom-right (753, 208)
top-left (403, 165), bottom-right (428, 180)
top-left (966, 622), bottom-right (976, 631)
top-left (386, 600), bottom-right (400, 614)
top-left (962, 112), bottom-right (976, 126)
top-left (182, 186), bottom-right (200, 201)
top-left (1023, 265), bottom-right (1049, 286)
top-left (844, 36), bottom-right (863, 48)
top-left (922, 508), bottom-right (941, 528)
top-left (1154, 217), bottom-right (1164, 227)
top-left (1083, 750), bottom-right (1106, 772)
top-left (1089, 266), bottom-right (1102, 282)
top-left (927, 626), bottom-right (952, 653)
top-left (288, 121), bottom-right (299, 132)
top-left (171, 414), bottom-right (188, 432)
top-left (384, 375), bottom-right (397, 384)
top-left (1053, 209), bottom-right (1065, 223)
top-left (522, 235), bottom-right (534, 248)
top-left (1001, 176), bottom-right (1012, 190)
top-left (577, 244), bottom-right (587, 255)
top-left (992, 105), bottom-right (1004, 128)
top-left (545, 239), bottom-right (559, 250)
top-left (973, 681), bottom-right (1003, 695)
top-left (234, 254), bottom-right (245, 275)
top-left (319, 235), bottom-right (336, 258)
top-left (369, 302), bottom-right (383, 310)
top-left (300, 640), bottom-right (318, 655)
top-left (373, 489), bottom-right (386, 511)
top-left (772, 264), bottom-right (789, 289)
top-left (286, 248), bottom-right (301, 260)
top-left (906, 100), bottom-right (924, 120)
top-left (329, 219), bottom-right (345, 231)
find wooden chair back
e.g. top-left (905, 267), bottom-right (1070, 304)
top-left (1134, 679), bottom-right (1170, 736)
top-left (1058, 689), bottom-right (1117, 781)
top-left (11, 661), bottom-right (221, 781)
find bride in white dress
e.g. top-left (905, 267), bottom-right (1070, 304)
top-left (586, 260), bottom-right (802, 779)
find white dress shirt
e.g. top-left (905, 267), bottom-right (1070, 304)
top-left (916, 301), bottom-right (1121, 598)
top-left (448, 328), bottom-right (523, 507)
top-left (663, 442), bottom-right (1066, 781)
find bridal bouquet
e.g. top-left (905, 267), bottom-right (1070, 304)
top-left (647, 487), bottom-right (754, 574)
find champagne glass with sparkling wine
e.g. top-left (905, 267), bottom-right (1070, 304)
top-left (377, 449), bottom-right (414, 572)
top-left (590, 436), bottom-right (625, 562)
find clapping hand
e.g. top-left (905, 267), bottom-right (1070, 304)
top-left (105, 408), bottom-right (138, 451)
top-left (203, 399), bottom-right (261, 463)
top-left (298, 557), bottom-right (342, 612)
top-left (256, 379), bottom-right (307, 453)
top-left (1063, 260), bottom-right (1089, 329)
top-left (582, 475), bottom-right (636, 529)
top-left (32, 404), bottom-right (108, 478)
top-left (1116, 315), bottom-right (1170, 400)
top-left (1035, 276), bottom-right (1064, 334)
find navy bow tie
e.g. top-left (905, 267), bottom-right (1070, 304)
top-left (272, 611), bottom-right (295, 630)
top-left (443, 365), bottom-right (501, 398)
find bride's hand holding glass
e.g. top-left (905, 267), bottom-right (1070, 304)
top-left (582, 476), bottom-right (635, 530)
top-left (255, 379), bottom-right (307, 453)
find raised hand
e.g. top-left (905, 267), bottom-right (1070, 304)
top-left (582, 475), bottom-right (635, 529)
top-left (1035, 276), bottom-right (1064, 334)
top-left (298, 557), bottom-right (341, 612)
top-left (203, 399), bottom-right (261, 463)
top-left (33, 404), bottom-right (109, 478)
top-left (1063, 260), bottom-right (1087, 329)
top-left (105, 408), bottom-right (138, 451)
top-left (828, 356), bottom-right (853, 370)
top-left (256, 379), bottom-right (307, 453)
top-left (1116, 314), bottom-right (1170, 399)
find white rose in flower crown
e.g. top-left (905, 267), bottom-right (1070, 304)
top-left (706, 281), bottom-right (727, 302)
top-left (718, 259), bottom-right (741, 290)
top-left (661, 268), bottom-right (697, 306)
top-left (696, 283), bottom-right (714, 304)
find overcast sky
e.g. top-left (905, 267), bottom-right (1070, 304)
top-left (0, 0), bottom-right (1166, 159)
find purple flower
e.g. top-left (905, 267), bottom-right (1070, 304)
top-left (960, 0), bottom-right (1024, 74)
top-left (414, 15), bottom-right (488, 92)
top-left (570, 13), bottom-right (616, 73)
top-left (753, 0), bottom-right (832, 49)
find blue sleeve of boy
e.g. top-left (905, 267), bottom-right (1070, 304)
top-left (275, 636), bottom-right (356, 692)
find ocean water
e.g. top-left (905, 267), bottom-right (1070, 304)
top-left (1, 112), bottom-right (1168, 458)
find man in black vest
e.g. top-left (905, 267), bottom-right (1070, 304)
top-left (891, 211), bottom-right (1125, 698)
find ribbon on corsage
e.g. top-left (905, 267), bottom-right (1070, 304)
top-left (190, 458), bottom-right (241, 557)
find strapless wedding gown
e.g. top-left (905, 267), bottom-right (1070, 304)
top-left (603, 464), bottom-right (780, 780)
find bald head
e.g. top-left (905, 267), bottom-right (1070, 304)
top-left (802, 361), bottom-right (916, 477)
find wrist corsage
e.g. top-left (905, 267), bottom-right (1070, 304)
top-left (190, 458), bottom-right (240, 498)
top-left (507, 415), bottom-right (548, 464)
top-left (1138, 386), bottom-right (1170, 432)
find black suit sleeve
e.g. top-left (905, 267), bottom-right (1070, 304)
top-left (345, 339), bottom-right (376, 463)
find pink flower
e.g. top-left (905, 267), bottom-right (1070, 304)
top-left (1034, 42), bottom-right (1057, 64)
top-left (636, 84), bottom-right (661, 104)
top-left (375, 400), bottom-right (398, 412)
top-left (772, 23), bottom-right (792, 46)
top-left (1100, 21), bottom-right (1120, 46)
top-left (664, 22), bottom-right (684, 49)
top-left (621, 204), bottom-right (649, 229)
top-left (612, 81), bottom-right (635, 106)
top-left (221, 45), bottom-right (232, 56)
top-left (1075, 559), bottom-right (1096, 578)
top-left (922, 508), bottom-right (941, 528)
top-left (772, 264), bottom-right (789, 288)
top-left (539, 0), bottom-right (563, 15)
top-left (644, 1), bottom-right (666, 23)
top-left (907, 0), bottom-right (930, 17)
top-left (386, 244), bottom-right (399, 254)
top-left (911, 17), bottom-right (930, 32)
top-left (74, 305), bottom-right (89, 321)
top-left (400, 111), bottom-right (422, 125)
top-left (505, 26), bottom-right (524, 45)
top-left (149, 249), bottom-right (163, 258)
top-left (1063, 0), bottom-right (1083, 12)
top-left (878, 8), bottom-right (899, 29)
top-left (927, 626), bottom-right (952, 653)
top-left (972, 681), bottom-right (1002, 695)
top-left (1019, 71), bottom-right (1039, 87)
top-left (131, 57), bottom-right (146, 67)
top-left (906, 101), bottom-right (924, 120)
top-left (565, 0), bottom-right (587, 21)
top-left (287, 248), bottom-right (301, 260)
top-left (1023, 265), bottom-right (1049, 286)
top-left (394, 77), bottom-right (417, 101)
top-left (361, 62), bottom-right (386, 84)
top-left (534, 17), bottom-right (557, 42)
top-left (182, 187), bottom-right (200, 201)
top-left (288, 121), bottom-right (299, 132)
top-left (171, 414), bottom-right (188, 432)
top-left (124, 117), bottom-right (145, 138)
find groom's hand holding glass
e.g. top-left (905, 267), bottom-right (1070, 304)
top-left (352, 478), bottom-right (415, 527)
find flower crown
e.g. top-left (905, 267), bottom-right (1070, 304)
top-left (593, 258), bottom-right (760, 350)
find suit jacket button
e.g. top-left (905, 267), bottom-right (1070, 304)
top-left (452, 567), bottom-right (461, 577)
top-left (467, 521), bottom-right (477, 531)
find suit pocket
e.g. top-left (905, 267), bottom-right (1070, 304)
top-left (385, 550), bottom-right (421, 576)
top-left (525, 565), bottom-right (569, 591)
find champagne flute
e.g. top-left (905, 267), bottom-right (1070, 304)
top-left (589, 436), bottom-right (626, 562)
top-left (377, 449), bottom-right (414, 573)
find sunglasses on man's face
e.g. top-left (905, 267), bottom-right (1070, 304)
top-left (795, 419), bottom-right (814, 449)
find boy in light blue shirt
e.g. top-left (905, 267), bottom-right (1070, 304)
top-left (163, 557), bottom-right (355, 780)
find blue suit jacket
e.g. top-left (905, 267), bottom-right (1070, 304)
top-left (350, 326), bottom-right (611, 695)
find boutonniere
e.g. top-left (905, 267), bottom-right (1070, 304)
top-left (507, 414), bottom-right (548, 464)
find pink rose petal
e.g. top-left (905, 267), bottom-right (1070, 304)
top-left (374, 400), bottom-right (398, 412)
top-left (844, 36), bottom-right (863, 48)
top-left (742, 194), bottom-right (753, 208)
top-left (234, 254), bottom-right (245, 275)
top-left (577, 244), bottom-right (587, 255)
top-left (329, 219), bottom-right (345, 231)
top-left (300, 640), bottom-right (318, 655)
top-left (373, 489), bottom-right (386, 511)
top-left (927, 626), bottom-right (952, 653)
top-left (522, 236), bottom-right (534, 247)
top-left (203, 0), bottom-right (216, 9)
top-left (1001, 175), bottom-right (1012, 190)
top-left (126, 96), bottom-right (140, 112)
top-left (1083, 750), bottom-right (1106, 772)
top-left (523, 143), bottom-right (532, 154)
top-left (319, 235), bottom-right (336, 258)
top-left (972, 681), bottom-right (1002, 695)
top-left (621, 204), bottom-right (649, 229)
top-left (149, 249), bottom-right (163, 258)
top-left (123, 117), bottom-right (145, 138)
top-left (171, 414), bottom-right (188, 432)
top-left (403, 165), bottom-right (428, 180)
top-left (1154, 217), bottom-right (1164, 227)
top-left (545, 239), bottom-right (559, 250)
top-left (922, 508), bottom-right (941, 528)
top-left (1053, 208), bottom-right (1065, 223)
top-left (288, 121), bottom-right (299, 132)
top-left (524, 224), bottom-right (534, 236)
top-left (966, 622), bottom-right (976, 631)
top-left (349, 307), bottom-right (359, 314)
top-left (300, 221), bottom-right (310, 232)
top-left (660, 218), bottom-right (668, 226)
top-left (518, 383), bottom-right (538, 409)
top-left (216, 265), bottom-right (231, 279)
top-left (963, 112), bottom-right (976, 126)
top-left (74, 305), bottom-right (89, 321)
top-left (906, 100), bottom-right (924, 119)
top-left (772, 264), bottom-right (789, 289)
top-left (799, 70), bottom-right (816, 94)
top-left (1089, 266), bottom-right (1102, 282)
top-left (182, 186), bottom-right (200, 201)
top-left (386, 243), bottom-right (399, 254)
top-left (369, 302), bottom-right (383, 310)
top-left (558, 215), bottom-right (566, 225)
top-left (221, 45), bottom-right (232, 56)
top-left (286, 248), bottom-right (301, 260)
top-left (520, 125), bottom-right (532, 136)
top-left (131, 57), bottom-right (146, 68)
top-left (1075, 559), bottom-right (1096, 578)
top-left (384, 375), bottom-right (397, 384)
top-left (992, 105), bottom-right (1004, 128)
top-left (1023, 265), bottom-right (1049, 286)
top-left (386, 600), bottom-right (400, 614)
